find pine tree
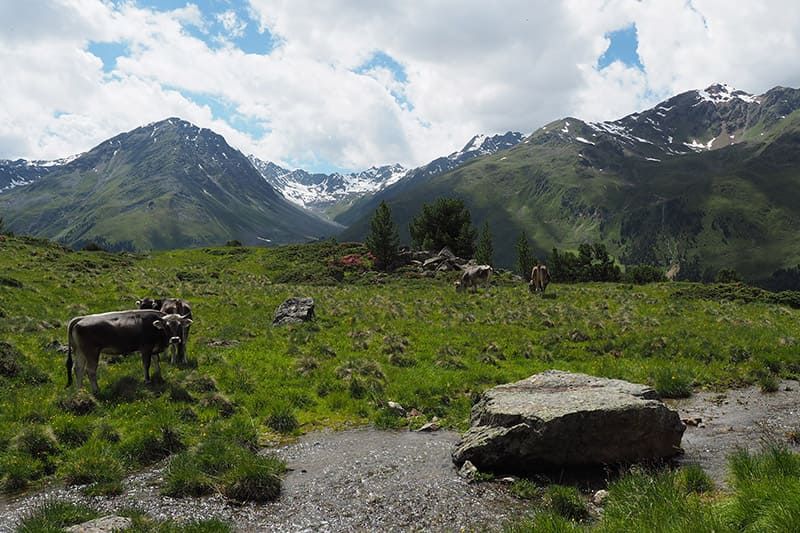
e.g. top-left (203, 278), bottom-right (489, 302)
top-left (409, 197), bottom-right (476, 257)
top-left (475, 221), bottom-right (494, 266)
top-left (365, 201), bottom-right (400, 271)
top-left (516, 231), bottom-right (534, 280)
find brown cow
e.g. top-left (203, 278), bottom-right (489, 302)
top-left (455, 265), bottom-right (493, 293)
top-left (66, 310), bottom-right (192, 393)
top-left (529, 264), bottom-right (551, 294)
top-left (137, 297), bottom-right (193, 365)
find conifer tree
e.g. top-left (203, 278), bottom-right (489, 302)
top-left (475, 221), bottom-right (494, 266)
top-left (516, 231), bottom-right (534, 280)
top-left (365, 201), bottom-right (400, 271)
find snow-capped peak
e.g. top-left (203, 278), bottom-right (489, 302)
top-left (696, 83), bottom-right (760, 105)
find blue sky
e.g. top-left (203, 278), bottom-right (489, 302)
top-left (2, 1), bottom-right (798, 172)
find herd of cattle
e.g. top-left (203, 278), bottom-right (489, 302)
top-left (64, 264), bottom-right (549, 393)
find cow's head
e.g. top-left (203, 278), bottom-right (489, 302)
top-left (153, 314), bottom-right (193, 345)
top-left (137, 297), bottom-right (163, 310)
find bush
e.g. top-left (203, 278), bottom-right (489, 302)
top-left (53, 416), bottom-right (92, 446)
top-left (624, 264), bottom-right (667, 284)
top-left (716, 268), bottom-right (741, 283)
top-left (550, 244), bottom-right (621, 282)
top-left (509, 478), bottom-right (542, 500)
top-left (759, 373), bottom-right (780, 393)
top-left (1, 451), bottom-right (46, 492)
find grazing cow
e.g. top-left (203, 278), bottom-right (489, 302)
top-left (529, 264), bottom-right (551, 294)
top-left (455, 265), bottom-right (493, 293)
top-left (137, 297), bottom-right (193, 365)
top-left (66, 310), bottom-right (192, 393)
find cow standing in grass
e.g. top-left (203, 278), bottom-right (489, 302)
top-left (455, 265), bottom-right (493, 293)
top-left (67, 310), bottom-right (192, 393)
top-left (529, 264), bottom-right (551, 294)
top-left (137, 297), bottom-right (193, 365)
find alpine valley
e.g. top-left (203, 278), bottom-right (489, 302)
top-left (2, 83), bottom-right (800, 279)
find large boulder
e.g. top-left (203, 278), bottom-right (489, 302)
top-left (272, 297), bottom-right (315, 325)
top-left (452, 370), bottom-right (685, 473)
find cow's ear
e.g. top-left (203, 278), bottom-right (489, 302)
top-left (153, 320), bottom-right (164, 330)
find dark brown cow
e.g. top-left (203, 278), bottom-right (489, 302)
top-left (66, 310), bottom-right (192, 393)
top-left (529, 264), bottom-right (551, 294)
top-left (455, 265), bottom-right (493, 293)
top-left (137, 297), bottom-right (193, 365)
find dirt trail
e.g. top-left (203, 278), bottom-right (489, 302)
top-left (1, 382), bottom-right (798, 531)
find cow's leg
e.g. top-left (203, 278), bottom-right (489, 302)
top-left (169, 343), bottom-right (178, 365)
top-left (87, 354), bottom-right (100, 395)
top-left (142, 350), bottom-right (152, 384)
top-left (180, 324), bottom-right (190, 365)
top-left (74, 353), bottom-right (85, 391)
top-left (152, 350), bottom-right (162, 381)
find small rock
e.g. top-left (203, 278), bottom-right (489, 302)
top-left (408, 408), bottom-right (422, 418)
top-left (682, 417), bottom-right (703, 427)
top-left (458, 460), bottom-right (478, 481)
top-left (387, 401), bottom-right (406, 416)
top-left (417, 421), bottom-right (441, 432)
top-left (593, 489), bottom-right (609, 506)
top-left (66, 515), bottom-right (132, 533)
top-left (499, 476), bottom-right (516, 484)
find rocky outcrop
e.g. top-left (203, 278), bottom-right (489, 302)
top-left (272, 297), bottom-right (315, 325)
top-left (66, 515), bottom-right (132, 533)
top-left (452, 370), bottom-right (685, 473)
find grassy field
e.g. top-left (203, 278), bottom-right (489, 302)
top-left (2, 235), bottom-right (800, 529)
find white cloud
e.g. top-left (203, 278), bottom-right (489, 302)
top-left (1, 0), bottom-right (798, 170)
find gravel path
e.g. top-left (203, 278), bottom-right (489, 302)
top-left (2, 382), bottom-right (799, 531)
top-left (0, 429), bottom-right (527, 532)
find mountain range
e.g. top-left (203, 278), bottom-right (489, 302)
top-left (340, 83), bottom-right (800, 278)
top-left (2, 83), bottom-right (800, 279)
top-left (0, 118), bottom-right (338, 250)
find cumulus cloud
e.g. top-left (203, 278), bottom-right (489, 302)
top-left (1, 0), bottom-right (798, 170)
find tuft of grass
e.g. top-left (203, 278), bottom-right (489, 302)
top-left (503, 511), bottom-right (584, 533)
top-left (200, 393), bottom-right (235, 417)
top-left (678, 463), bottom-right (714, 494)
top-left (13, 425), bottom-right (58, 459)
top-left (0, 452), bottom-right (46, 492)
top-left (120, 426), bottom-right (186, 466)
top-left (59, 441), bottom-right (124, 486)
top-left (543, 485), bottom-right (588, 521)
top-left (651, 367), bottom-right (693, 398)
top-left (162, 452), bottom-right (215, 498)
top-left (221, 453), bottom-right (285, 503)
top-left (183, 372), bottom-right (218, 393)
top-left (0, 341), bottom-right (23, 377)
top-left (725, 444), bottom-right (800, 532)
top-left (52, 416), bottom-right (93, 447)
top-left (758, 373), bottom-right (780, 393)
top-left (597, 467), bottom-right (722, 532)
top-left (266, 406), bottom-right (299, 434)
top-left (17, 500), bottom-right (99, 532)
top-left (58, 389), bottom-right (98, 415)
top-left (509, 478), bottom-right (542, 500)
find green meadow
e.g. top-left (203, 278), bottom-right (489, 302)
top-left (2, 234), bottom-right (800, 530)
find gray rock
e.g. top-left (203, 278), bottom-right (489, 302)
top-left (452, 370), bottom-right (685, 473)
top-left (387, 401), bottom-right (406, 416)
top-left (66, 515), bottom-right (132, 533)
top-left (593, 489), bottom-right (609, 506)
top-left (273, 297), bottom-right (315, 325)
top-left (458, 460), bottom-right (478, 481)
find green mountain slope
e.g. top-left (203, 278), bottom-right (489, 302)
top-left (340, 85), bottom-right (800, 279)
top-left (0, 118), bottom-right (338, 250)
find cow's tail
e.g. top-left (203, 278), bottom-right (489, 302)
top-left (66, 319), bottom-right (75, 388)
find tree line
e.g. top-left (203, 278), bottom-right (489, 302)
top-left (365, 197), bottom-right (670, 283)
